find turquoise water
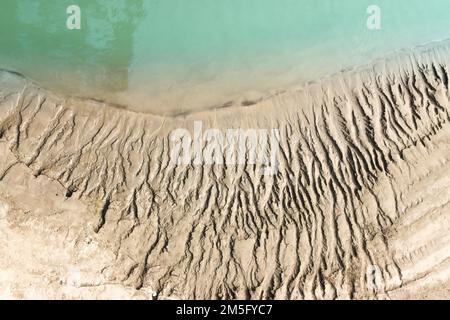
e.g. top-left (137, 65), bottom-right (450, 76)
top-left (1, 0), bottom-right (450, 113)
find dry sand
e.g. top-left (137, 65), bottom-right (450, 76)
top-left (0, 43), bottom-right (449, 300)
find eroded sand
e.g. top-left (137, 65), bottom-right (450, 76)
top-left (0, 43), bottom-right (449, 299)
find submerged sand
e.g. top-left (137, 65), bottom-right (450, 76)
top-left (0, 42), bottom-right (450, 299)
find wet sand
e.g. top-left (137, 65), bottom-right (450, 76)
top-left (0, 41), bottom-right (450, 299)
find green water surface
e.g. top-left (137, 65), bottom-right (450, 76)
top-left (1, 0), bottom-right (450, 111)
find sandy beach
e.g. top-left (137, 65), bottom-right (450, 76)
top-left (0, 40), bottom-right (450, 299)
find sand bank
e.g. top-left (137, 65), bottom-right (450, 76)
top-left (0, 41), bottom-right (449, 299)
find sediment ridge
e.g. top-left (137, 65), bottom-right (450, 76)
top-left (0, 42), bottom-right (450, 299)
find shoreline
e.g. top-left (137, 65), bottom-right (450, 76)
top-left (0, 32), bottom-right (449, 299)
top-left (1, 38), bottom-right (450, 119)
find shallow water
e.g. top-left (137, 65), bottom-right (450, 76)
top-left (1, 0), bottom-right (450, 114)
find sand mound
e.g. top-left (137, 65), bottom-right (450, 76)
top-left (0, 43), bottom-right (449, 299)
